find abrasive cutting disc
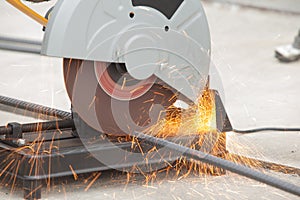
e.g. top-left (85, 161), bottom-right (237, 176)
top-left (63, 58), bottom-right (177, 136)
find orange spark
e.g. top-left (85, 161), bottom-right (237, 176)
top-left (85, 172), bottom-right (101, 192)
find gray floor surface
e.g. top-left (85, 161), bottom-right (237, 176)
top-left (0, 1), bottom-right (299, 199)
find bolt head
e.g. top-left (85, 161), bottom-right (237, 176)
top-left (16, 139), bottom-right (26, 146)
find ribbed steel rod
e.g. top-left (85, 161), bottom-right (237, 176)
top-left (0, 95), bottom-right (71, 119)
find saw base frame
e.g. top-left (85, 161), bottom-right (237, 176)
top-left (0, 133), bottom-right (228, 199)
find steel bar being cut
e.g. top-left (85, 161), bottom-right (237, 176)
top-left (0, 95), bottom-right (71, 119)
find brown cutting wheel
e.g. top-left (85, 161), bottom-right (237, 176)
top-left (63, 58), bottom-right (177, 136)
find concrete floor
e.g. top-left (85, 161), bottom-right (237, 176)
top-left (0, 1), bottom-right (299, 199)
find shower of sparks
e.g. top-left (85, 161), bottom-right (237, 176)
top-left (146, 89), bottom-right (216, 138)
top-left (118, 89), bottom-right (228, 184)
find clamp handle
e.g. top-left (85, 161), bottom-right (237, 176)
top-left (6, 0), bottom-right (48, 26)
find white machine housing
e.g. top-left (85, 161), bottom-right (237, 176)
top-left (41, 0), bottom-right (211, 102)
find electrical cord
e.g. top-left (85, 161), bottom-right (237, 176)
top-left (233, 128), bottom-right (300, 134)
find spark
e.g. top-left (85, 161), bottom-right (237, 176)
top-left (88, 96), bottom-right (96, 110)
top-left (121, 77), bottom-right (127, 90)
top-left (85, 172), bottom-right (101, 192)
top-left (130, 86), bottom-right (145, 94)
top-left (69, 165), bottom-right (78, 181)
top-left (142, 185), bottom-right (158, 189)
top-left (10, 160), bottom-right (20, 196)
top-left (24, 183), bottom-right (43, 200)
top-left (0, 159), bottom-right (15, 177)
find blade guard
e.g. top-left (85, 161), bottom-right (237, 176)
top-left (42, 0), bottom-right (211, 103)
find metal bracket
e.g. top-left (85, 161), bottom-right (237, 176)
top-left (7, 122), bottom-right (26, 146)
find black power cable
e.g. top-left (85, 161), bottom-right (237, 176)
top-left (233, 128), bottom-right (300, 134)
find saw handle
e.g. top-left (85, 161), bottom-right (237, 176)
top-left (6, 0), bottom-right (48, 26)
